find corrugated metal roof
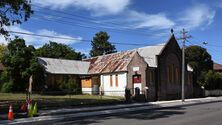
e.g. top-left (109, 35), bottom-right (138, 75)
top-left (214, 63), bottom-right (222, 70)
top-left (84, 51), bottom-right (136, 74)
top-left (136, 43), bottom-right (166, 67)
top-left (37, 35), bottom-right (193, 75)
top-left (38, 57), bottom-right (90, 75)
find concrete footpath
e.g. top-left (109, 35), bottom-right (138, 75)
top-left (1, 97), bottom-right (222, 125)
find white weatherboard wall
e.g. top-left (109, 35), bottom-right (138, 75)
top-left (82, 88), bottom-right (92, 94)
top-left (100, 73), bottom-right (127, 96)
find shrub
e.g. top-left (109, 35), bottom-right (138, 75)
top-left (202, 70), bottom-right (222, 90)
top-left (1, 80), bottom-right (14, 93)
top-left (59, 78), bottom-right (81, 94)
top-left (0, 70), bottom-right (10, 83)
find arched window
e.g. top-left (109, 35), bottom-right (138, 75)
top-left (149, 70), bottom-right (153, 83)
top-left (172, 64), bottom-right (175, 83)
top-left (165, 53), bottom-right (179, 84)
top-left (167, 65), bottom-right (171, 83)
top-left (175, 67), bottom-right (179, 83)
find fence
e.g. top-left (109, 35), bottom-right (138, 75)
top-left (205, 90), bottom-right (222, 96)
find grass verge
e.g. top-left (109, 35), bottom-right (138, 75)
top-left (0, 93), bottom-right (125, 118)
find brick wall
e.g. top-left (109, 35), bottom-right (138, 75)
top-left (127, 52), bottom-right (148, 95)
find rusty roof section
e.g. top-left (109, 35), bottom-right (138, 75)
top-left (84, 50), bottom-right (136, 74)
top-left (214, 63), bottom-right (222, 70)
top-left (0, 62), bottom-right (4, 71)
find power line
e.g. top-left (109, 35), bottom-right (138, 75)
top-left (186, 39), bottom-right (222, 61)
top-left (34, 10), bottom-right (129, 30)
top-left (33, 5), bottom-right (147, 31)
top-left (191, 37), bottom-right (222, 48)
top-left (8, 30), bottom-right (164, 46)
top-left (9, 31), bottom-right (85, 41)
top-left (33, 16), bottom-right (106, 32)
top-left (32, 14), bottom-right (158, 37)
top-left (32, 5), bottom-right (166, 37)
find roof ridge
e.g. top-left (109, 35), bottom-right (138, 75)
top-left (38, 57), bottom-right (89, 63)
top-left (214, 62), bottom-right (222, 65)
top-left (84, 43), bottom-right (166, 61)
top-left (83, 49), bottom-right (135, 60)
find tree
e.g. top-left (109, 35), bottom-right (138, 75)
top-left (0, 44), bottom-right (8, 61)
top-left (35, 41), bottom-right (86, 60)
top-left (1, 38), bottom-right (35, 91)
top-left (29, 58), bottom-right (45, 91)
top-left (198, 70), bottom-right (222, 90)
top-left (185, 45), bottom-right (213, 86)
top-left (0, 0), bottom-right (33, 37)
top-left (90, 31), bottom-right (117, 57)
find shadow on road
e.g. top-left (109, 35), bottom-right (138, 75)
top-left (54, 106), bottom-right (186, 125)
top-left (116, 107), bottom-right (185, 120)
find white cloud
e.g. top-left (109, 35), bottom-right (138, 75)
top-left (33, 0), bottom-right (130, 15)
top-left (35, 29), bottom-right (82, 46)
top-left (127, 11), bottom-right (175, 30)
top-left (0, 36), bottom-right (7, 45)
top-left (0, 26), bottom-right (82, 48)
top-left (0, 26), bottom-right (34, 45)
top-left (179, 4), bottom-right (216, 30)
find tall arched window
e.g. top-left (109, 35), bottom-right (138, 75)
top-left (149, 70), bottom-right (153, 83)
top-left (175, 67), bottom-right (179, 83)
top-left (172, 64), bottom-right (175, 83)
top-left (167, 65), bottom-right (171, 83)
top-left (165, 53), bottom-right (179, 84)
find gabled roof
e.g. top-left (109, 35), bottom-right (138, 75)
top-left (38, 57), bottom-right (90, 75)
top-left (38, 34), bottom-right (194, 75)
top-left (84, 51), bottom-right (136, 74)
top-left (214, 63), bottom-right (222, 70)
top-left (136, 43), bottom-right (166, 67)
top-left (84, 34), bottom-right (178, 73)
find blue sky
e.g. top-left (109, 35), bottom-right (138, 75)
top-left (0, 0), bottom-right (222, 64)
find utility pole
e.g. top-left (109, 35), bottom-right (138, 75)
top-left (180, 29), bottom-right (191, 102)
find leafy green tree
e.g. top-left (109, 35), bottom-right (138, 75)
top-left (198, 70), bottom-right (222, 90)
top-left (1, 38), bottom-right (35, 91)
top-left (185, 45), bottom-right (213, 86)
top-left (0, 44), bottom-right (8, 61)
top-left (0, 0), bottom-right (33, 37)
top-left (29, 58), bottom-right (45, 91)
top-left (90, 31), bottom-right (117, 57)
top-left (35, 41), bottom-right (86, 60)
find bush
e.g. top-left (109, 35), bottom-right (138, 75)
top-left (59, 78), bottom-right (81, 94)
top-left (1, 80), bottom-right (14, 93)
top-left (29, 60), bottom-right (46, 91)
top-left (201, 70), bottom-right (222, 90)
top-left (0, 70), bottom-right (10, 83)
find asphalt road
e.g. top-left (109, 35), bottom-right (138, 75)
top-left (17, 101), bottom-right (222, 125)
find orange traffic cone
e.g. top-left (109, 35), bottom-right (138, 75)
top-left (8, 105), bottom-right (14, 121)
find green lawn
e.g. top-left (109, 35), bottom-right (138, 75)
top-left (0, 93), bottom-right (123, 101)
top-left (0, 93), bottom-right (124, 115)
